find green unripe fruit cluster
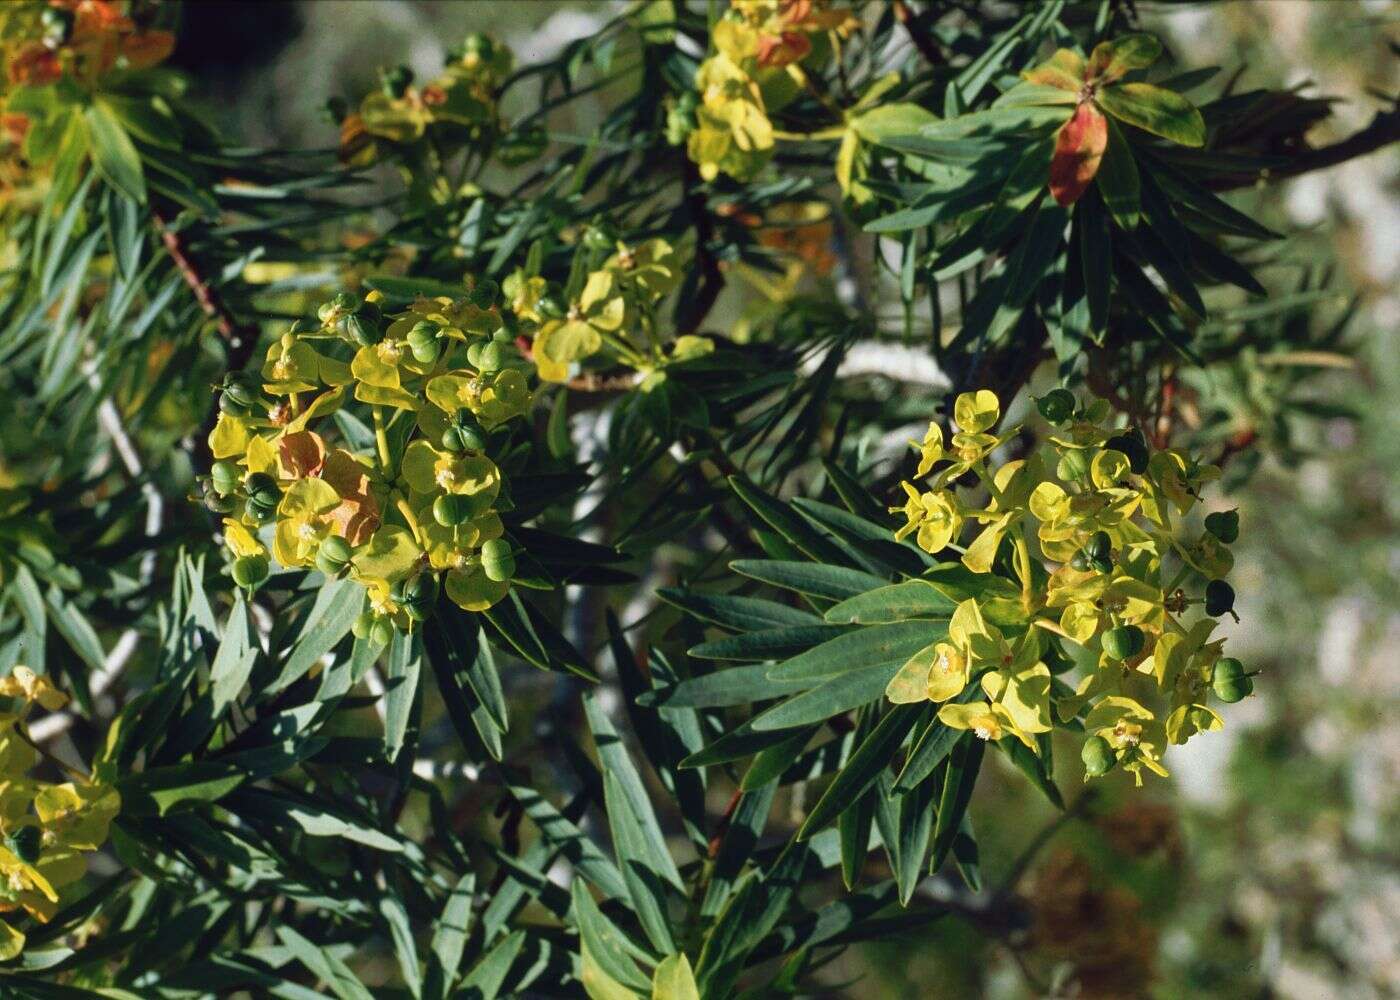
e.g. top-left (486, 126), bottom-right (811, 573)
top-left (232, 554), bottom-right (269, 589)
top-left (344, 301), bottom-right (383, 347)
top-left (432, 493), bottom-right (475, 527)
top-left (391, 574), bottom-right (439, 622)
top-left (1081, 735), bottom-right (1116, 777)
top-left (1204, 579), bottom-right (1235, 617)
top-left (480, 538), bottom-right (515, 582)
top-left (440, 410), bottom-right (486, 453)
top-left (1036, 388), bottom-right (1076, 424)
top-left (1205, 509), bottom-right (1240, 544)
top-left (1102, 624), bottom-right (1145, 661)
top-left (1212, 657), bottom-right (1252, 702)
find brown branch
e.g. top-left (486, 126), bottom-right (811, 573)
top-left (156, 213), bottom-right (260, 470)
top-left (1211, 107), bottom-right (1400, 190)
top-left (893, 1), bottom-right (944, 69)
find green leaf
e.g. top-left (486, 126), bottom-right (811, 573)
top-left (1096, 83), bottom-right (1205, 147)
top-left (1097, 117), bottom-right (1141, 228)
top-left (483, 592), bottom-right (598, 681)
top-left (651, 954), bottom-right (700, 1000)
top-left (930, 736), bottom-right (985, 873)
top-left (894, 690), bottom-right (975, 792)
top-left (799, 704), bottom-right (927, 840)
top-left (210, 594), bottom-right (257, 715)
top-left (571, 880), bottom-right (651, 994)
top-left (653, 663), bottom-right (817, 710)
top-left (459, 930), bottom-right (526, 1000)
top-left (751, 662), bottom-right (903, 732)
top-left (768, 622), bottom-right (943, 683)
top-left (728, 476), bottom-right (851, 567)
top-left (657, 590), bottom-right (822, 632)
top-left (424, 874), bottom-right (475, 1000)
top-left (680, 719), bottom-right (810, 769)
top-left (270, 578), bottom-right (363, 693)
top-left (687, 624), bottom-right (852, 662)
top-left (729, 560), bottom-right (888, 600)
top-left (998, 737), bottom-right (1064, 809)
top-left (84, 99), bottom-right (146, 203)
top-left (379, 895), bottom-right (423, 998)
top-left (604, 769), bottom-right (676, 954)
top-left (120, 761), bottom-right (245, 816)
top-left (383, 631), bottom-right (423, 762)
top-left (507, 783), bottom-right (627, 900)
top-left (1077, 189), bottom-right (1112, 336)
top-left (849, 102), bottom-right (940, 143)
top-left (824, 581), bottom-right (956, 625)
top-left (277, 926), bottom-right (375, 1000)
top-left (740, 726), bottom-right (818, 791)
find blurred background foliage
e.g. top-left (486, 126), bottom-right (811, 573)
top-left (2, 0), bottom-right (1396, 996)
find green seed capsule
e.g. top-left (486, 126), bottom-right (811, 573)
top-left (245, 497), bottom-right (277, 525)
top-left (1057, 448), bottom-right (1091, 482)
top-left (232, 554), bottom-right (270, 589)
top-left (351, 611), bottom-right (375, 640)
top-left (203, 489), bottom-right (237, 514)
top-left (1086, 531), bottom-right (1112, 562)
top-left (315, 536), bottom-right (353, 576)
top-left (1204, 509), bottom-right (1240, 545)
top-left (344, 303), bottom-right (383, 346)
top-left (441, 416), bottom-right (486, 454)
top-left (469, 279), bottom-right (500, 308)
top-left (219, 393), bottom-right (253, 418)
top-left (1212, 657), bottom-right (1252, 702)
top-left (401, 574), bottom-right (439, 622)
top-left (210, 461), bottom-right (240, 497)
top-left (1070, 550), bottom-right (1092, 572)
top-left (370, 619), bottom-right (395, 648)
top-left (433, 493), bottom-right (471, 527)
top-left (536, 294), bottom-right (565, 320)
top-left (1104, 431), bottom-right (1149, 475)
top-left (582, 222), bottom-right (618, 251)
top-left (407, 323), bottom-right (441, 364)
top-left (1204, 579), bottom-right (1235, 617)
top-left (245, 472), bottom-right (280, 509)
top-left (1081, 735), bottom-right (1116, 777)
top-left (220, 373), bottom-right (261, 410)
top-left (5, 826), bottom-right (42, 864)
top-left (480, 538), bottom-right (515, 582)
top-left (1036, 388), bottom-right (1076, 424)
top-left (1102, 624), bottom-right (1145, 661)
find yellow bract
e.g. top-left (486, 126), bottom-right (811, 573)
top-left (887, 386), bottom-right (1247, 782)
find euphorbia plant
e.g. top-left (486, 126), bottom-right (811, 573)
top-left (0, 1), bottom-right (1388, 995)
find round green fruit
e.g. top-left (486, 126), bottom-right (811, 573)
top-left (1081, 735), bottom-right (1116, 777)
top-left (232, 554), bottom-right (270, 589)
top-left (433, 493), bottom-right (473, 527)
top-left (1036, 388), bottom-right (1076, 424)
top-left (315, 536), bottom-right (353, 576)
top-left (210, 460), bottom-right (240, 497)
top-left (5, 825), bottom-right (42, 864)
top-left (1212, 657), bottom-right (1253, 702)
top-left (1102, 624), bottom-right (1145, 661)
top-left (1104, 431), bottom-right (1149, 475)
top-left (480, 537), bottom-right (515, 582)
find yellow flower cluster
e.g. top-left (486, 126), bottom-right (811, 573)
top-left (339, 33), bottom-right (514, 167)
top-left (505, 238), bottom-right (703, 383)
top-left (203, 284), bottom-right (535, 641)
top-left (0, 667), bottom-right (119, 959)
top-left (887, 389), bottom-right (1250, 785)
top-left (685, 0), bottom-right (855, 181)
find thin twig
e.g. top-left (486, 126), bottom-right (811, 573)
top-left (1211, 107), bottom-right (1400, 190)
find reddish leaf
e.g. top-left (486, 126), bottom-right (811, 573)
top-left (1049, 102), bottom-right (1108, 206)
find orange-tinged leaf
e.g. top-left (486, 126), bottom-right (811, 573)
top-left (1085, 33), bottom-right (1162, 84)
top-left (1049, 103), bottom-right (1108, 206)
top-left (278, 431), bottom-right (325, 479)
top-left (1022, 48), bottom-right (1086, 92)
